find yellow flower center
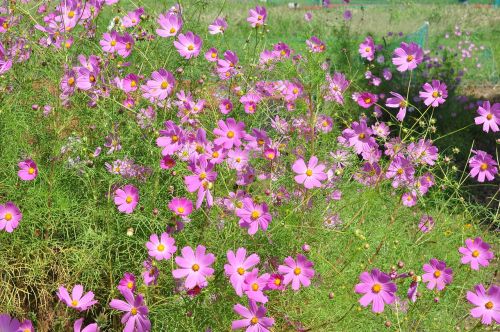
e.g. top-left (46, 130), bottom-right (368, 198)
top-left (432, 91), bottom-right (439, 98)
top-left (251, 210), bottom-right (260, 220)
top-left (485, 301), bottom-right (494, 309)
top-left (400, 100), bottom-right (407, 107)
top-left (71, 299), bottom-right (78, 307)
top-left (235, 201), bottom-right (243, 209)
top-left (364, 98), bottom-right (371, 104)
top-left (486, 113), bottom-right (493, 120)
top-left (257, 15), bottom-right (263, 20)
top-left (89, 75), bottom-right (95, 83)
top-left (472, 250), bottom-right (480, 257)
top-left (177, 207), bottom-right (185, 214)
top-left (161, 81), bottom-right (169, 89)
top-left (192, 264), bottom-right (200, 272)
top-left (365, 47), bottom-right (371, 53)
top-left (305, 169), bottom-right (313, 176)
top-left (2, 22), bottom-right (8, 29)
top-left (274, 278), bottom-right (281, 285)
top-left (130, 81), bottom-right (137, 88)
top-left (251, 317), bottom-right (259, 325)
top-left (187, 44), bottom-right (194, 51)
top-left (199, 172), bottom-right (207, 180)
top-left (397, 168), bottom-right (404, 175)
top-left (294, 267), bottom-right (301, 275)
top-left (111, 40), bottom-right (116, 46)
top-left (126, 42), bottom-right (131, 50)
top-left (322, 120), bottom-right (329, 127)
top-left (157, 244), bottom-right (165, 252)
top-left (372, 283), bottom-right (382, 293)
top-left (480, 163), bottom-right (488, 171)
top-left (212, 151), bottom-right (219, 158)
top-left (236, 157), bottom-right (241, 163)
top-left (125, 196), bottom-right (133, 204)
top-left (251, 283), bottom-right (259, 291)
top-left (293, 88), bottom-right (299, 94)
top-left (65, 42), bottom-right (71, 48)
top-left (227, 131), bottom-right (235, 138)
top-left (68, 11), bottom-right (75, 18)
top-left (433, 270), bottom-right (441, 278)
top-left (4, 213), bottom-right (12, 221)
top-left (127, 281), bottom-right (134, 289)
top-left (131, 307), bottom-right (138, 315)
top-left (170, 27), bottom-right (176, 34)
top-left (359, 133), bottom-right (365, 139)
top-left (406, 55), bottom-right (414, 62)
top-left (248, 105), bottom-right (255, 112)
top-left (68, 77), bottom-right (75, 86)
top-left (211, 52), bottom-right (217, 58)
top-left (237, 267), bottom-right (245, 275)
top-left (28, 167), bottom-right (35, 174)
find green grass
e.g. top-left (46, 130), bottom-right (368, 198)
top-left (0, 0), bottom-right (498, 331)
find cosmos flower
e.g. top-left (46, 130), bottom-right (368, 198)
top-left (306, 36), bottom-right (326, 53)
top-left (213, 118), bottom-right (246, 149)
top-left (168, 197), bottom-right (193, 217)
top-left (205, 47), bottom-right (218, 62)
top-left (0, 202), bottom-right (22, 233)
top-left (292, 156), bottom-right (327, 189)
top-left (418, 214), bottom-right (435, 233)
top-left (469, 150), bottom-right (498, 182)
top-left (474, 101), bottom-right (500, 133)
top-left (419, 80), bottom-right (448, 107)
top-left (208, 17), bottom-right (227, 35)
top-left (57, 285), bottom-right (97, 311)
top-left (385, 91), bottom-right (408, 121)
top-left (341, 119), bottom-right (377, 155)
top-left (357, 92), bottom-right (378, 109)
top-left (146, 233), bottom-right (177, 261)
top-left (236, 198), bottom-right (272, 235)
top-left (392, 42), bottom-right (423, 72)
top-left (224, 248), bottom-right (260, 296)
top-left (109, 288), bottom-right (151, 332)
top-left (242, 268), bottom-right (270, 303)
top-left (386, 155), bottom-right (415, 188)
top-left (114, 185), bottom-right (139, 214)
top-left (247, 6), bottom-right (267, 28)
top-left (359, 36), bottom-right (375, 61)
top-left (174, 32), bottom-right (202, 59)
top-left (466, 284), bottom-right (500, 325)
top-left (324, 72), bottom-right (349, 105)
top-left (354, 269), bottom-right (397, 313)
top-left (422, 258), bottom-right (453, 290)
top-left (278, 254), bottom-right (315, 291)
top-left (184, 155), bottom-right (217, 208)
top-left (157, 13), bottom-right (182, 37)
top-left (232, 300), bottom-right (274, 331)
top-left (118, 272), bottom-right (136, 293)
top-left (172, 245), bottom-right (215, 290)
top-left (18, 159), bottom-right (38, 181)
top-left (73, 318), bottom-right (99, 332)
top-left (459, 237), bottom-right (494, 270)
top-left (141, 68), bottom-right (175, 101)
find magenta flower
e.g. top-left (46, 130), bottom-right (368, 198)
top-left (219, 98), bottom-right (233, 114)
top-left (224, 248), bottom-right (260, 296)
top-left (267, 274), bottom-right (285, 291)
top-left (292, 156), bottom-right (327, 189)
top-left (116, 33), bottom-right (134, 58)
top-left (174, 32), bottom-right (202, 59)
top-left (184, 156), bottom-right (217, 208)
top-left (247, 6), bottom-right (267, 28)
top-left (306, 36), bottom-right (326, 53)
top-left (475, 101), bottom-right (500, 133)
top-left (157, 13), bottom-right (182, 37)
top-left (142, 259), bottom-right (159, 286)
top-left (324, 72), bottom-right (349, 105)
top-left (407, 139), bottom-right (438, 166)
top-left (157, 120), bottom-right (184, 156)
top-left (208, 17), bottom-right (227, 35)
top-left (385, 91), bottom-right (408, 121)
top-left (354, 269), bottom-right (397, 313)
top-left (402, 192), bottom-right (417, 207)
top-left (57, 285), bottom-right (97, 311)
top-left (18, 159), bottom-right (38, 181)
top-left (242, 268), bottom-right (270, 303)
top-left (0, 314), bottom-right (21, 331)
top-left (236, 198), bottom-right (272, 235)
top-left (146, 233), bottom-right (177, 261)
top-left (357, 92), bottom-right (378, 109)
top-left (74, 318), bottom-right (99, 332)
top-left (118, 272), bottom-right (136, 293)
top-left (141, 68), bottom-right (175, 101)
top-left (419, 80), bottom-right (448, 107)
top-left (392, 42), bottom-right (423, 72)
top-left (172, 245), bottom-right (215, 290)
top-left (466, 284), bottom-right (500, 325)
top-left (0, 202), bottom-right (22, 233)
top-left (109, 288), bottom-right (151, 332)
top-left (114, 185), bottom-right (139, 214)
top-left (232, 300), bottom-right (274, 331)
top-left (459, 237), bottom-right (494, 270)
top-left (100, 31), bottom-right (119, 53)
top-left (469, 150), bottom-right (498, 182)
top-left (359, 36), bottom-right (375, 61)
top-left (240, 93), bottom-right (262, 114)
top-left (341, 119), bottom-right (377, 155)
top-left (213, 118), bottom-right (246, 149)
top-left (278, 254), bottom-right (315, 291)
top-left (386, 155), bottom-right (414, 188)
top-left (422, 258), bottom-right (453, 291)
top-left (418, 214), bottom-right (435, 233)
top-left (205, 47), bottom-right (218, 62)
top-left (168, 197), bottom-right (193, 217)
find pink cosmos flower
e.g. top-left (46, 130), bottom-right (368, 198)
top-left (213, 118), bottom-right (246, 149)
top-left (157, 120), bottom-right (184, 156)
top-left (247, 6), bottom-right (267, 28)
top-left (419, 80), bottom-right (448, 107)
top-left (466, 284), bottom-right (500, 325)
top-left (232, 300), bottom-right (274, 331)
top-left (141, 68), bottom-right (175, 101)
top-left (324, 72), bottom-right (349, 105)
top-left (240, 93), bottom-right (262, 114)
top-left (142, 259), bottom-right (159, 286)
top-left (168, 197), bottom-right (193, 217)
top-left (114, 185), bottom-right (139, 214)
top-left (392, 42), bottom-right (423, 72)
top-left (418, 214), bottom-right (435, 233)
top-left (74, 318), bottom-right (99, 332)
top-left (224, 248), bottom-right (260, 296)
top-left (292, 156), bottom-right (327, 189)
top-left (386, 155), bottom-right (415, 188)
top-left (122, 8), bottom-right (143, 27)
top-left (118, 272), bottom-right (136, 293)
top-left (208, 17), bottom-right (227, 35)
top-left (475, 101), bottom-right (500, 133)
top-left (422, 258), bottom-right (453, 291)
top-left (146, 233), bottom-right (177, 261)
top-left (219, 99), bottom-right (233, 114)
top-left (469, 150), bottom-right (498, 182)
top-left (157, 13), bottom-right (182, 37)
top-left (306, 36), bottom-right (326, 53)
top-left (243, 268), bottom-right (270, 303)
top-left (359, 36), bottom-right (375, 61)
top-left (57, 285), bottom-right (97, 311)
top-left (0, 202), bottom-right (22, 233)
top-left (402, 192), bottom-right (417, 207)
top-left (278, 254), bottom-right (315, 291)
top-left (205, 47), bottom-right (218, 62)
top-left (172, 245), bottom-right (215, 290)
top-left (267, 274), bottom-right (285, 291)
top-left (354, 269), bottom-right (397, 313)
top-left (174, 32), bottom-right (202, 59)
top-left (100, 31), bottom-right (120, 53)
top-left (407, 139), bottom-right (438, 166)
top-left (18, 159), bottom-right (38, 181)
top-left (386, 91), bottom-right (408, 121)
top-left (184, 156), bottom-right (217, 208)
top-left (109, 288), bottom-right (151, 332)
top-left (459, 237), bottom-right (494, 270)
top-left (357, 92), bottom-right (378, 108)
top-left (236, 198), bottom-right (272, 235)
top-left (116, 33), bottom-right (134, 58)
